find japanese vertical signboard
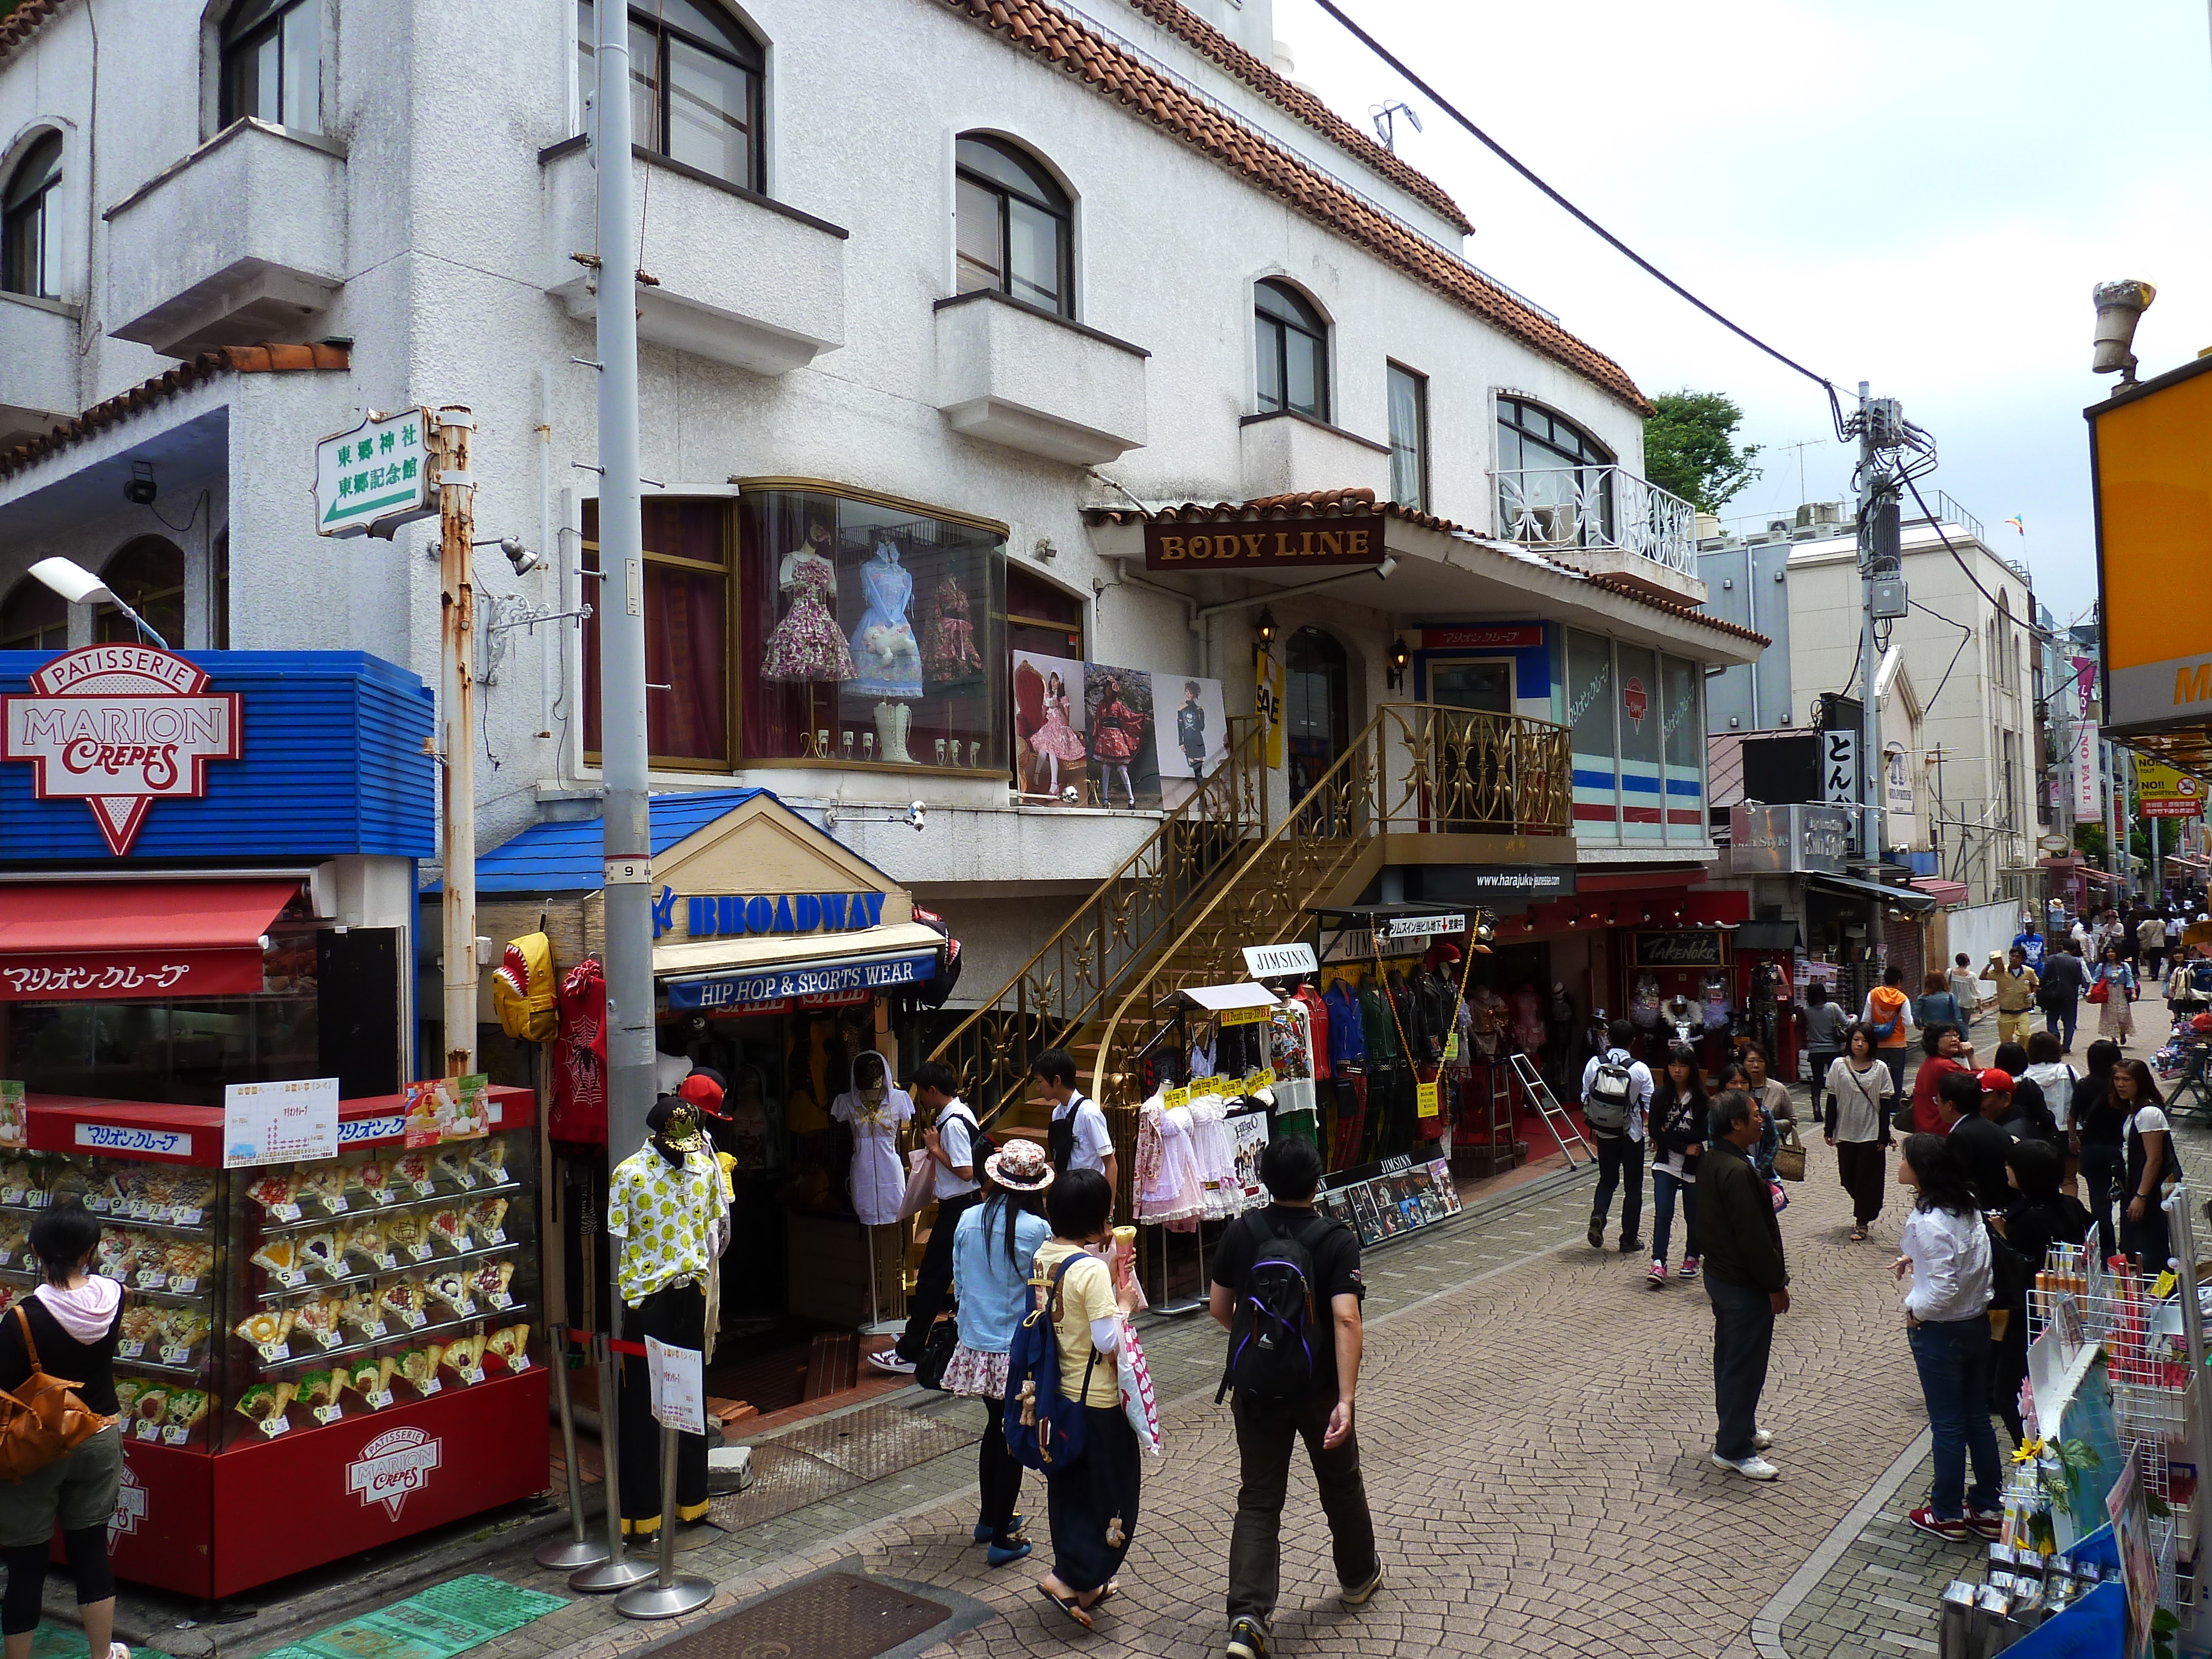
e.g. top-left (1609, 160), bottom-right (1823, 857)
top-left (2072, 724), bottom-right (2101, 821)
top-left (1820, 731), bottom-right (1858, 806)
top-left (314, 409), bottom-right (436, 538)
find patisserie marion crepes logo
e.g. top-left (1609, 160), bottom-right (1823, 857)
top-left (2, 646), bottom-right (242, 855)
top-left (349, 1426), bottom-right (442, 1517)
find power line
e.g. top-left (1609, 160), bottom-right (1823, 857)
top-left (1310, 0), bottom-right (1848, 437)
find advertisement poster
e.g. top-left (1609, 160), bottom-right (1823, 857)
top-left (1011, 650), bottom-right (1087, 801)
top-left (0, 1082), bottom-right (21, 1150)
top-left (2105, 1453), bottom-right (2157, 1659)
top-left (1086, 664), bottom-right (1159, 810)
top-left (225, 1077), bottom-right (341, 1169)
top-left (1157, 674), bottom-right (1228, 801)
top-left (402, 1074), bottom-right (491, 1148)
top-left (1228, 1110), bottom-right (1270, 1202)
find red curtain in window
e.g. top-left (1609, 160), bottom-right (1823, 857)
top-left (581, 500), bottom-right (728, 762)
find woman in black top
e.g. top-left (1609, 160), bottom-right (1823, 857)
top-left (0, 1202), bottom-right (126, 1659)
top-left (1646, 1044), bottom-right (1708, 1287)
top-left (1990, 1140), bottom-right (2089, 1443)
top-left (2070, 1040), bottom-right (2125, 1258)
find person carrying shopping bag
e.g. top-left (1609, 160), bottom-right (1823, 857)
top-left (2090, 946), bottom-right (2138, 1050)
top-left (1824, 1023), bottom-right (1895, 1241)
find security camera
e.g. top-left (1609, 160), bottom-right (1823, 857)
top-left (905, 801), bottom-right (926, 832)
top-left (500, 536), bottom-right (542, 576)
top-left (124, 461), bottom-right (158, 507)
top-left (2093, 279), bottom-right (2156, 383)
top-left (1374, 555), bottom-right (1398, 581)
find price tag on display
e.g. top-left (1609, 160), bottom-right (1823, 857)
top-left (1162, 1087), bottom-right (1190, 1110)
top-left (163, 1425), bottom-right (187, 1446)
top-left (418, 1376), bottom-right (441, 1396)
top-left (84, 1196), bottom-right (108, 1213)
top-left (134, 1420), bottom-right (159, 1442)
top-left (259, 1416), bottom-right (289, 1438)
top-left (118, 1341), bottom-right (145, 1360)
top-left (270, 1203), bottom-right (302, 1223)
top-left (159, 1343), bottom-right (192, 1365)
top-left (314, 1404), bottom-right (343, 1425)
top-left (175, 1207), bottom-right (204, 1227)
top-left (408, 1244), bottom-right (433, 1264)
top-left (368, 1389), bottom-right (395, 1410)
top-left (170, 1277), bottom-right (197, 1295)
top-left (646, 1335), bottom-right (707, 1435)
top-left (258, 1340), bottom-right (290, 1363)
top-left (507, 1350), bottom-right (533, 1371)
top-left (1416, 1082), bottom-right (1441, 1119)
top-left (1443, 1032), bottom-right (1460, 1061)
top-left (1219, 1005), bottom-right (1271, 1027)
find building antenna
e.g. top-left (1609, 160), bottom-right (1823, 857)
top-left (1369, 101), bottom-right (1421, 153)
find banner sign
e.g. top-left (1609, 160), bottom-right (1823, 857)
top-left (1820, 730), bottom-right (1858, 806)
top-left (2136, 759), bottom-right (2205, 818)
top-left (225, 1077), bottom-right (340, 1169)
top-left (1144, 517), bottom-right (1386, 571)
top-left (2, 647), bottom-right (242, 855)
top-left (663, 949), bottom-right (936, 1013)
top-left (2072, 724), bottom-right (2101, 820)
top-left (315, 407), bottom-right (435, 539)
top-left (1633, 930), bottom-right (1728, 968)
top-left (1242, 943), bottom-right (1317, 978)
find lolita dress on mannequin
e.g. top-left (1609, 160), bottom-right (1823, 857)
top-left (764, 528), bottom-right (857, 684)
top-left (921, 573), bottom-right (984, 684)
top-left (849, 541), bottom-right (924, 761)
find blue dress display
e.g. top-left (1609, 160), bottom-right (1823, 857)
top-left (847, 543), bottom-right (924, 699)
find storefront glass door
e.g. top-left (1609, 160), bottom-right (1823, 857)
top-left (1286, 627), bottom-right (1349, 808)
top-left (1427, 657), bottom-right (1513, 714)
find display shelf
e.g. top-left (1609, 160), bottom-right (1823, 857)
top-left (242, 1305), bottom-right (534, 1373)
top-left (248, 1178), bottom-right (525, 1234)
top-left (246, 1239), bottom-right (521, 1302)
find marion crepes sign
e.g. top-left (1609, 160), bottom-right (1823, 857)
top-left (1, 647), bottom-right (242, 854)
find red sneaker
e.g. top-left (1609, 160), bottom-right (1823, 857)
top-left (1908, 1507), bottom-right (1971, 1541)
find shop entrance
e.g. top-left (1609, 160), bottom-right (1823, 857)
top-left (1427, 656), bottom-right (1514, 714)
top-left (1286, 626), bottom-right (1350, 804)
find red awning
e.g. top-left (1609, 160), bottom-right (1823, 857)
top-left (0, 880), bottom-right (300, 1001)
top-left (1910, 877), bottom-right (1971, 906)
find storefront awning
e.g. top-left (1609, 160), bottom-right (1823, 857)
top-left (656, 921), bottom-right (948, 1013)
top-left (1807, 873), bottom-right (1940, 911)
top-left (0, 879), bottom-right (299, 1001)
top-left (1909, 877), bottom-right (1971, 906)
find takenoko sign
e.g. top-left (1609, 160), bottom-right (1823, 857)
top-left (2, 648), bottom-right (242, 854)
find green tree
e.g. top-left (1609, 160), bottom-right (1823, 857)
top-left (2075, 822), bottom-right (2107, 863)
top-left (1644, 390), bottom-right (1763, 512)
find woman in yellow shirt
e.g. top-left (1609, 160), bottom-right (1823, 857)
top-left (1031, 1168), bottom-right (1142, 1630)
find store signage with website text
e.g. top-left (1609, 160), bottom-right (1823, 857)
top-left (660, 888), bottom-right (888, 942)
top-left (664, 948), bottom-right (937, 1012)
top-left (1143, 516), bottom-right (1386, 571)
top-left (1454, 867), bottom-right (1573, 899)
top-left (1242, 942), bottom-right (1317, 978)
top-left (225, 1077), bottom-right (341, 1168)
top-left (2, 646), bottom-right (243, 855)
top-left (1729, 804), bottom-right (1850, 875)
top-left (314, 408), bottom-right (435, 538)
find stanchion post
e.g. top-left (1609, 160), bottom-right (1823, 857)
top-left (568, 1334), bottom-right (655, 1593)
top-left (613, 1423), bottom-right (713, 1617)
top-left (535, 1326), bottom-right (610, 1572)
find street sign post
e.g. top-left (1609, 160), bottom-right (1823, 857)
top-left (314, 409), bottom-right (436, 538)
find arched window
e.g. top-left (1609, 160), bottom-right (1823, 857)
top-left (1496, 395), bottom-right (1616, 549)
top-left (97, 538), bottom-right (185, 648)
top-left (0, 577), bottom-right (66, 652)
top-left (954, 134), bottom-right (1073, 317)
top-left (2, 132), bottom-right (62, 299)
top-left (578, 0), bottom-right (765, 191)
top-left (1254, 279), bottom-right (1327, 421)
top-left (221, 0), bottom-right (322, 134)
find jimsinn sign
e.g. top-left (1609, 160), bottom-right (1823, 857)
top-left (2, 647), bottom-right (242, 854)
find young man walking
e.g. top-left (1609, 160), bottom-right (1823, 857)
top-left (1210, 1135), bottom-right (1378, 1659)
top-left (1694, 1090), bottom-right (1790, 1481)
top-left (2038, 942), bottom-right (2087, 1055)
top-left (1031, 1048), bottom-right (1117, 1194)
top-left (872, 1061), bottom-right (979, 1376)
top-left (1982, 947), bottom-right (2041, 1048)
top-left (1582, 1019), bottom-right (1653, 1253)
top-left (1862, 964), bottom-right (1915, 1099)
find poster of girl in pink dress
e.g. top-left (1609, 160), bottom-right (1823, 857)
top-left (1011, 650), bottom-right (1087, 801)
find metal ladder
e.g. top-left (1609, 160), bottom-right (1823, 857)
top-left (1507, 1051), bottom-right (1595, 1169)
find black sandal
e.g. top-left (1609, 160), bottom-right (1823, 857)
top-left (1039, 1587), bottom-right (1093, 1632)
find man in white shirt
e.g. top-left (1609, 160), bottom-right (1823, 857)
top-left (873, 1060), bottom-right (983, 1376)
top-left (1582, 1019), bottom-right (1654, 1254)
top-left (1033, 1048), bottom-right (1118, 1197)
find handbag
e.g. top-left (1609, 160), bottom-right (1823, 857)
top-left (1771, 1121), bottom-right (1807, 1183)
top-left (0, 1303), bottom-right (113, 1483)
top-left (912, 1312), bottom-right (958, 1391)
top-left (2087, 977), bottom-right (2110, 1006)
top-left (895, 1147), bottom-right (937, 1222)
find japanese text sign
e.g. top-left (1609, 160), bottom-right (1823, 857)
top-left (645, 1336), bottom-right (707, 1436)
top-left (314, 409), bottom-right (435, 538)
top-left (225, 1077), bottom-right (340, 1168)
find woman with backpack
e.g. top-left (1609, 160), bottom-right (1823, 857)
top-left (1801, 983), bottom-right (1850, 1127)
top-left (1893, 1133), bottom-right (2004, 1542)
top-left (2114, 1058), bottom-right (2178, 1272)
top-left (2072, 1041), bottom-right (2125, 1256)
top-left (1646, 1044), bottom-right (1707, 1288)
top-left (2093, 946), bottom-right (2138, 1049)
top-left (1029, 1168), bottom-right (1142, 1630)
top-left (1823, 1022), bottom-right (1894, 1241)
top-left (947, 1139), bottom-right (1056, 1568)
top-left (2021, 1032), bottom-right (2077, 1192)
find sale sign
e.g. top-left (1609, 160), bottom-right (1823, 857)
top-left (2, 646), bottom-right (241, 854)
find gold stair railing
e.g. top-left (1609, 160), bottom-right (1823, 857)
top-left (1086, 702), bottom-right (1573, 1115)
top-left (926, 718), bottom-right (1270, 1129)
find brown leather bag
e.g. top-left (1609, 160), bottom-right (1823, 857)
top-left (0, 1302), bottom-right (113, 1482)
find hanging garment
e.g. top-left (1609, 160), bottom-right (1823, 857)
top-left (1357, 980), bottom-right (1401, 1065)
top-left (847, 545), bottom-right (924, 698)
top-left (1389, 972), bottom-right (1433, 1064)
top-left (921, 573), bottom-right (984, 682)
top-left (1295, 982), bottom-right (1331, 1081)
top-left (1324, 980), bottom-right (1365, 1071)
top-left (1159, 1105), bottom-right (1208, 1225)
top-left (1269, 999), bottom-right (1313, 1081)
top-left (1186, 1031), bottom-right (1217, 1082)
top-left (763, 552), bottom-right (857, 682)
top-left (828, 1049), bottom-right (913, 1225)
top-left (551, 958), bottom-right (609, 1146)
top-left (1331, 1076), bottom-right (1367, 1170)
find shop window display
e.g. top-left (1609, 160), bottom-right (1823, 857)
top-left (739, 488), bottom-right (1002, 769)
top-left (581, 498), bottom-right (731, 764)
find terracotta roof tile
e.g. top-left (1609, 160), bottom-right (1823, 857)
top-left (0, 342), bottom-right (350, 481)
top-left (1082, 489), bottom-right (1767, 645)
top-left (0, 0), bottom-right (66, 64)
top-left (941, 0), bottom-right (1648, 415)
top-left (1119, 0), bottom-right (1472, 234)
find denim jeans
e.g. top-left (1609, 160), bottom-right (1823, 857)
top-left (1652, 1169), bottom-right (1697, 1264)
top-left (1707, 1277), bottom-right (1775, 1460)
top-left (1590, 1134), bottom-right (1644, 1243)
top-left (1908, 1313), bottom-right (2002, 1519)
top-left (2046, 1001), bottom-right (2079, 1052)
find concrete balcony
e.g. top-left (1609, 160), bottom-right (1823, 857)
top-left (1238, 409), bottom-right (1390, 500)
top-left (0, 294), bottom-right (79, 446)
top-left (105, 120), bottom-right (347, 358)
top-left (932, 290), bottom-right (1147, 465)
top-left (1495, 464), bottom-right (1706, 604)
top-left (542, 140), bottom-right (846, 375)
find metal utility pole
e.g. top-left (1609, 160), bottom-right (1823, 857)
top-left (434, 407), bottom-right (478, 1076)
top-left (1855, 382), bottom-right (1884, 877)
top-left (595, 2), bottom-right (655, 1163)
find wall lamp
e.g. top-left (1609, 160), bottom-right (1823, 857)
top-left (1386, 635), bottom-right (1410, 691)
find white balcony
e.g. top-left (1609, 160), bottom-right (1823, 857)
top-left (1495, 464), bottom-right (1704, 604)
top-left (933, 290), bottom-right (1147, 465)
top-left (0, 294), bottom-right (79, 446)
top-left (543, 141), bottom-right (846, 375)
top-left (1239, 409), bottom-right (1390, 501)
top-left (106, 121), bottom-right (347, 358)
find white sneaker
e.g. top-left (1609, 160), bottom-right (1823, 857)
top-left (1712, 1452), bottom-right (1778, 1481)
top-left (867, 1350), bottom-right (916, 1375)
top-left (1752, 1428), bottom-right (1773, 1451)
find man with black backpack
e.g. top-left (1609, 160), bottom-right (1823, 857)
top-left (1209, 1135), bottom-right (1378, 1659)
top-left (1582, 1019), bottom-right (1653, 1253)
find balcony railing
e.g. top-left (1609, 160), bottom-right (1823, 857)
top-left (1495, 465), bottom-right (1697, 576)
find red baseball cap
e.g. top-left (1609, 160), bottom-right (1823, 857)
top-left (1976, 1068), bottom-right (2016, 1095)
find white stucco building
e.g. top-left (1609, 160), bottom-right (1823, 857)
top-left (0, 0), bottom-right (1764, 1055)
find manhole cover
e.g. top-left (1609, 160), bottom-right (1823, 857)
top-left (659, 1573), bottom-right (948, 1659)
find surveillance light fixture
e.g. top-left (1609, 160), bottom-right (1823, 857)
top-left (905, 801), bottom-right (927, 832)
top-left (1061, 784), bottom-right (1080, 804)
top-left (501, 536), bottom-right (542, 576)
top-left (1375, 555), bottom-right (1399, 581)
top-left (1386, 635), bottom-right (1409, 691)
top-left (2093, 279), bottom-right (2157, 383)
top-left (28, 556), bottom-right (166, 648)
top-left (124, 461), bottom-right (158, 507)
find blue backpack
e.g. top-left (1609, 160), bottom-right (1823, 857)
top-left (1003, 1252), bottom-right (1105, 1475)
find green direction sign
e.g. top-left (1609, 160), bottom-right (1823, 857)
top-left (315, 408), bottom-right (435, 538)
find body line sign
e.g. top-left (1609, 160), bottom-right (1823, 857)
top-left (664, 949), bottom-right (936, 1013)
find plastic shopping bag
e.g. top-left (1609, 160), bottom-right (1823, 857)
top-left (1117, 1319), bottom-right (1161, 1457)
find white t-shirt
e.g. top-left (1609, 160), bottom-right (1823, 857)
top-left (1055, 1094), bottom-right (1114, 1174)
top-left (933, 1099), bottom-right (981, 1201)
top-left (2129, 1104), bottom-right (2172, 1139)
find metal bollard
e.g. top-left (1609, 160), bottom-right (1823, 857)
top-left (613, 1420), bottom-right (714, 1619)
top-left (535, 1326), bottom-right (611, 1572)
top-left (568, 1333), bottom-right (656, 1593)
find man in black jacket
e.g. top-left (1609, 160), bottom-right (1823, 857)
top-left (1937, 1070), bottom-right (2013, 1211)
top-left (2038, 943), bottom-right (2088, 1054)
top-left (1692, 1090), bottom-right (1790, 1481)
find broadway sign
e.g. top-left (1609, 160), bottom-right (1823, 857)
top-left (3, 647), bottom-right (241, 854)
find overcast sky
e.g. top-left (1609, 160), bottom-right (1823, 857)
top-left (1272, 0), bottom-right (2212, 629)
